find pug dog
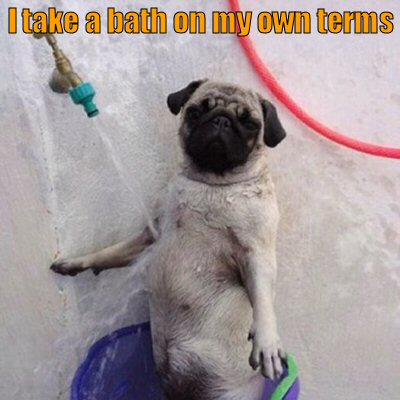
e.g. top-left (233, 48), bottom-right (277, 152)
top-left (51, 80), bottom-right (287, 400)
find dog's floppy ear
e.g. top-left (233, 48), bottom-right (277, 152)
top-left (167, 80), bottom-right (206, 115)
top-left (260, 99), bottom-right (287, 147)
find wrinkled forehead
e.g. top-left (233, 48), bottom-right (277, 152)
top-left (188, 81), bottom-right (262, 113)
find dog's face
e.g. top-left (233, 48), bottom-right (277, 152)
top-left (167, 80), bottom-right (286, 174)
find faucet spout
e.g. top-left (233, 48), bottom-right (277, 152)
top-left (34, 33), bottom-right (99, 118)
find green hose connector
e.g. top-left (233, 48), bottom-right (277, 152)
top-left (69, 82), bottom-right (99, 118)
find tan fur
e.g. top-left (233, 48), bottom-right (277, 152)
top-left (51, 81), bottom-right (286, 400)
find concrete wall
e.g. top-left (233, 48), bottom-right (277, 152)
top-left (1, 0), bottom-right (399, 398)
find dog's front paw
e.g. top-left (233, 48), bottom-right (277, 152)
top-left (50, 259), bottom-right (86, 276)
top-left (248, 328), bottom-right (286, 380)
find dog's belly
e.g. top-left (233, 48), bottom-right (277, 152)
top-left (147, 228), bottom-right (261, 399)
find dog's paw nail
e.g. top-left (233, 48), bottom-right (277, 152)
top-left (278, 349), bottom-right (287, 361)
top-left (92, 268), bottom-right (101, 276)
top-left (249, 356), bottom-right (259, 370)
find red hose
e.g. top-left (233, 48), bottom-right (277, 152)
top-left (229, 0), bottom-right (400, 159)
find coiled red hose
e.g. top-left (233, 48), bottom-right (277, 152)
top-left (229, 0), bottom-right (400, 159)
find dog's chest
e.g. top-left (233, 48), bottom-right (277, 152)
top-left (163, 174), bottom-right (274, 234)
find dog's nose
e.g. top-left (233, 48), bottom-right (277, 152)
top-left (211, 115), bottom-right (232, 129)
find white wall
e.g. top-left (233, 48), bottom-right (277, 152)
top-left (1, 0), bottom-right (399, 399)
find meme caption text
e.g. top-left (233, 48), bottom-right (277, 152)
top-left (8, 7), bottom-right (395, 35)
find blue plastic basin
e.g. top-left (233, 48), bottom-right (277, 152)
top-left (71, 322), bottom-right (299, 400)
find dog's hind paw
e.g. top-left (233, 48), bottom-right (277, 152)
top-left (50, 259), bottom-right (86, 276)
top-left (248, 329), bottom-right (286, 380)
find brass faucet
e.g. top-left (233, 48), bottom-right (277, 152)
top-left (34, 33), bottom-right (99, 118)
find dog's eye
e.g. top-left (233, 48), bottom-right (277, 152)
top-left (240, 118), bottom-right (259, 131)
top-left (186, 106), bottom-right (201, 120)
top-left (201, 98), bottom-right (210, 112)
top-left (243, 120), bottom-right (259, 130)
